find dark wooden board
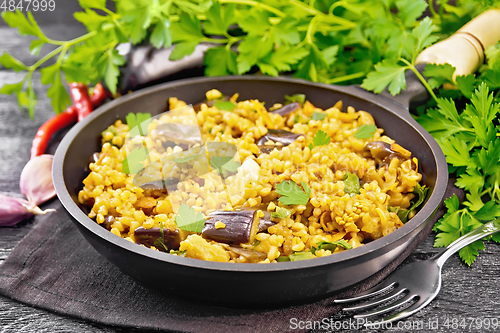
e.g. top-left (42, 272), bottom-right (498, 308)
top-left (1, 5), bottom-right (499, 333)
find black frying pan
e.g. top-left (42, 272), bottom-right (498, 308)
top-left (52, 75), bottom-right (448, 305)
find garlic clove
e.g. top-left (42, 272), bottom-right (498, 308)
top-left (20, 154), bottom-right (56, 206)
top-left (0, 194), bottom-right (55, 227)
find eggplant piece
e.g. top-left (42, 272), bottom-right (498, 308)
top-left (257, 144), bottom-right (281, 154)
top-left (256, 129), bottom-right (304, 146)
top-left (364, 141), bottom-right (410, 167)
top-left (151, 123), bottom-right (204, 145)
top-left (229, 246), bottom-right (267, 262)
top-left (239, 206), bottom-right (276, 232)
top-left (270, 102), bottom-right (299, 116)
top-left (102, 215), bottom-right (115, 230)
top-left (202, 210), bottom-right (260, 244)
top-left (134, 226), bottom-right (181, 250)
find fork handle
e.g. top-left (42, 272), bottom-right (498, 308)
top-left (435, 218), bottom-right (500, 267)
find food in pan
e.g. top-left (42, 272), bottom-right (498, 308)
top-left (78, 90), bottom-right (427, 263)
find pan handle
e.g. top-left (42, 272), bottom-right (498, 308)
top-left (385, 9), bottom-right (500, 108)
top-left (416, 8), bottom-right (500, 77)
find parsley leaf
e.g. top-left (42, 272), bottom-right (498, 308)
top-left (1, 10), bottom-right (45, 39)
top-left (285, 94), bottom-right (306, 104)
top-left (169, 41), bottom-right (198, 61)
top-left (171, 13), bottom-right (204, 42)
top-left (150, 18), bottom-right (172, 49)
top-left (342, 172), bottom-right (360, 196)
top-left (270, 207), bottom-right (291, 219)
top-left (203, 2), bottom-right (235, 35)
top-left (354, 124), bottom-right (377, 139)
top-left (122, 147), bottom-right (148, 175)
top-left (174, 204), bottom-right (206, 233)
top-left (126, 112), bottom-right (151, 137)
top-left (391, 183), bottom-right (429, 222)
top-left (0, 52), bottom-right (28, 72)
top-left (213, 100), bottom-right (236, 111)
top-left (97, 49), bottom-right (125, 95)
top-left (46, 70), bottom-right (72, 114)
top-left (459, 240), bottom-right (485, 266)
top-left (311, 112), bottom-right (327, 121)
top-left (259, 45), bottom-right (309, 76)
top-left (439, 136), bottom-right (471, 167)
top-left (423, 63), bottom-right (455, 89)
top-left (209, 156), bottom-right (240, 175)
top-left (289, 251), bottom-right (315, 261)
top-left (311, 240), bottom-right (352, 254)
top-left (312, 130), bottom-right (330, 147)
top-left (276, 180), bottom-right (311, 206)
top-left (204, 47), bottom-right (238, 76)
top-left (362, 60), bottom-right (408, 95)
top-left (173, 155), bottom-right (200, 163)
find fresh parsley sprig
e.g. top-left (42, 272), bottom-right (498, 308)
top-left (7, 0), bottom-right (486, 118)
top-left (415, 59), bottom-right (500, 265)
top-left (175, 203), bottom-right (206, 233)
top-left (276, 180), bottom-right (311, 206)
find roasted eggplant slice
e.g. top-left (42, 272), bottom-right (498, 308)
top-left (229, 246), bottom-right (267, 262)
top-left (256, 129), bottom-right (304, 146)
top-left (270, 102), bottom-right (299, 116)
top-left (151, 123), bottom-right (204, 145)
top-left (134, 226), bottom-right (181, 250)
top-left (364, 141), bottom-right (410, 167)
top-left (202, 210), bottom-right (260, 244)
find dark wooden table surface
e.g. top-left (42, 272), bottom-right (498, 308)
top-left (1, 3), bottom-right (500, 333)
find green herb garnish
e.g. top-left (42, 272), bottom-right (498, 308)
top-left (170, 250), bottom-right (187, 257)
top-left (354, 124), bottom-right (377, 139)
top-left (276, 180), bottom-right (311, 206)
top-left (311, 112), bottom-right (327, 121)
top-left (289, 251), bottom-right (315, 261)
top-left (209, 156), bottom-right (240, 175)
top-left (173, 155), bottom-right (200, 163)
top-left (122, 146), bottom-right (148, 175)
top-left (270, 207), bottom-right (291, 219)
top-left (174, 204), bottom-right (206, 233)
top-left (126, 112), bottom-right (152, 137)
top-left (213, 100), bottom-right (236, 111)
top-left (285, 94), bottom-right (306, 104)
top-left (153, 222), bottom-right (169, 252)
top-left (311, 240), bottom-right (352, 254)
top-left (312, 130), bottom-right (330, 147)
top-left (342, 172), bottom-right (360, 196)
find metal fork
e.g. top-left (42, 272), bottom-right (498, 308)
top-left (334, 218), bottom-right (500, 327)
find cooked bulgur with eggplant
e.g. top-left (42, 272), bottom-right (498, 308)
top-left (78, 90), bottom-right (427, 263)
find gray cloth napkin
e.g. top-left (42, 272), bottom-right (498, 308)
top-left (0, 181), bottom-right (460, 332)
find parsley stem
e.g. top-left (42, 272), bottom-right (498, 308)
top-left (327, 72), bottom-right (365, 84)
top-left (288, 0), bottom-right (355, 28)
top-left (400, 58), bottom-right (439, 102)
top-left (45, 30), bottom-right (98, 46)
top-left (202, 38), bottom-right (230, 44)
top-left (428, 0), bottom-right (438, 18)
top-left (219, 0), bottom-right (285, 17)
top-left (305, 16), bottom-right (319, 44)
top-left (28, 45), bottom-right (64, 71)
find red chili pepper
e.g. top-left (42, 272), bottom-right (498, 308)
top-left (89, 83), bottom-right (108, 107)
top-left (30, 106), bottom-right (77, 159)
top-left (69, 82), bottom-right (93, 122)
top-left (31, 83), bottom-right (108, 158)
